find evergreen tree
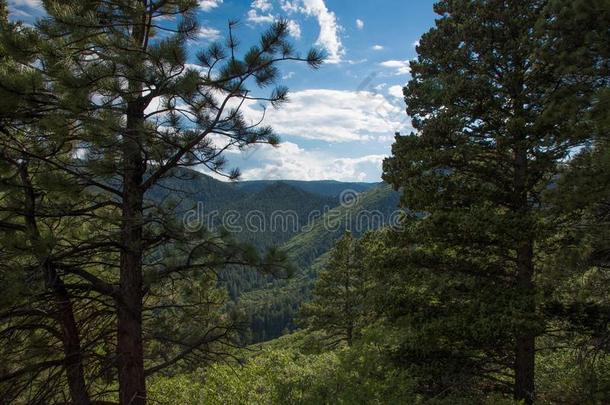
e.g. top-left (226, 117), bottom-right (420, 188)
top-left (538, 2), bottom-right (609, 374)
top-left (300, 232), bottom-right (369, 347)
top-left (0, 7), bottom-right (103, 402)
top-left (382, 0), bottom-right (602, 402)
top-left (0, 1), bottom-right (322, 403)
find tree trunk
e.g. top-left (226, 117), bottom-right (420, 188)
top-left (117, 104), bottom-right (146, 405)
top-left (47, 262), bottom-right (92, 405)
top-left (116, 6), bottom-right (149, 397)
top-left (116, 263), bottom-right (145, 405)
top-left (513, 141), bottom-right (536, 404)
top-left (514, 242), bottom-right (535, 405)
top-left (18, 162), bottom-right (91, 405)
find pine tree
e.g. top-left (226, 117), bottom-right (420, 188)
top-left (538, 1), bottom-right (610, 358)
top-left (0, 1), bottom-right (323, 403)
top-left (300, 232), bottom-right (369, 347)
top-left (382, 0), bottom-right (601, 402)
top-left (0, 7), bottom-right (99, 402)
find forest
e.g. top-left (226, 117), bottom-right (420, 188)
top-left (0, 0), bottom-right (608, 404)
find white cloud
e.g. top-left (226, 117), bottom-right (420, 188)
top-left (247, 0), bottom-right (277, 24)
top-left (413, 40), bottom-right (420, 48)
top-left (240, 89), bottom-right (409, 143)
top-left (287, 19), bottom-right (301, 39)
top-left (246, 3), bottom-right (299, 39)
top-left (355, 19), bottom-right (364, 29)
top-left (253, 0), bottom-right (343, 63)
top-left (280, 0), bottom-right (300, 13)
top-left (379, 59), bottom-right (411, 75)
top-left (388, 85), bottom-right (404, 99)
top-left (252, 0), bottom-right (273, 12)
top-left (199, 0), bottom-right (223, 11)
top-left (238, 142), bottom-right (385, 181)
top-left (300, 0), bottom-right (344, 63)
top-left (196, 27), bottom-right (221, 41)
top-left (282, 71), bottom-right (296, 80)
top-left (144, 96), bottom-right (164, 118)
top-left (371, 45), bottom-right (384, 51)
top-left (377, 135), bottom-right (396, 143)
top-left (247, 9), bottom-right (275, 24)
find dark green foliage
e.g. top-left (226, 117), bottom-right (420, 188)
top-left (0, 1), bottom-right (323, 403)
top-left (283, 183), bottom-right (400, 269)
top-left (0, 0), bottom-right (608, 403)
top-left (235, 184), bottom-right (400, 343)
top-left (145, 170), bottom-right (397, 345)
top-left (234, 179), bottom-right (378, 197)
top-left (381, 0), bottom-right (608, 402)
top-left (300, 232), bottom-right (371, 347)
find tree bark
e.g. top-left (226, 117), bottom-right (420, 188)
top-left (513, 142), bottom-right (536, 405)
top-left (117, 103), bottom-right (146, 405)
top-left (116, 6), bottom-right (150, 401)
top-left (514, 241), bottom-right (535, 405)
top-left (17, 162), bottom-right (91, 405)
top-left (48, 262), bottom-right (93, 405)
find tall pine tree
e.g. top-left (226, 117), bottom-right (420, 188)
top-left (383, 0), bottom-right (601, 402)
top-left (0, 1), bottom-right (323, 403)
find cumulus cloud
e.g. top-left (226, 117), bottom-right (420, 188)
top-left (300, 0), bottom-right (344, 63)
top-left (388, 85), bottom-right (404, 99)
top-left (247, 0), bottom-right (276, 24)
top-left (238, 142), bottom-right (385, 181)
top-left (252, 0), bottom-right (273, 12)
top-left (196, 27), bottom-right (221, 41)
top-left (379, 59), bottom-right (411, 75)
top-left (286, 19), bottom-right (301, 39)
top-left (355, 19), bottom-right (364, 29)
top-left (247, 9), bottom-right (275, 24)
top-left (280, 0), bottom-right (300, 13)
top-left (199, 0), bottom-right (223, 11)
top-left (371, 45), bottom-right (384, 51)
top-left (240, 89), bottom-right (409, 143)
top-left (249, 0), bottom-right (342, 63)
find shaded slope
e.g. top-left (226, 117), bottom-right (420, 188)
top-left (225, 182), bottom-right (338, 249)
top-left (234, 179), bottom-right (379, 197)
top-left (237, 184), bottom-right (402, 342)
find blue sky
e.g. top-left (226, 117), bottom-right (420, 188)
top-left (8, 0), bottom-right (439, 182)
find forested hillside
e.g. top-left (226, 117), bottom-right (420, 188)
top-left (235, 183), bottom-right (401, 342)
top-left (151, 169), bottom-right (400, 342)
top-left (234, 179), bottom-right (378, 197)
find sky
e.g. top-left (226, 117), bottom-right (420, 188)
top-left (8, 0), bottom-right (439, 182)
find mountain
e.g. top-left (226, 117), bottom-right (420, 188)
top-left (224, 182), bottom-right (337, 250)
top-left (233, 179), bottom-right (379, 197)
top-left (235, 183), bottom-right (402, 342)
top-left (282, 183), bottom-right (401, 269)
top-left (147, 167), bottom-right (246, 214)
top-left (145, 168), bottom-right (402, 343)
